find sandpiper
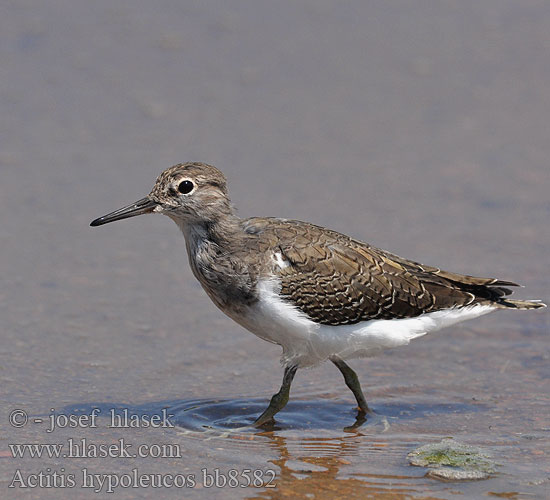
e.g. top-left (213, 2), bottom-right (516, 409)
top-left (91, 163), bottom-right (546, 426)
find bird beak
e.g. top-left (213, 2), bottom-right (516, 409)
top-left (90, 197), bottom-right (158, 227)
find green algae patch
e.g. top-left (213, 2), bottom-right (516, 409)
top-left (408, 438), bottom-right (498, 481)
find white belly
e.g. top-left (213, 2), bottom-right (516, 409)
top-left (234, 279), bottom-right (496, 368)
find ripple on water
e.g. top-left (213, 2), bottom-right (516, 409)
top-left (167, 396), bottom-right (480, 446)
top-left (58, 394), bottom-right (480, 435)
top-left (169, 398), bottom-right (372, 440)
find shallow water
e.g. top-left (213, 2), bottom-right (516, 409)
top-left (1, 1), bottom-right (549, 498)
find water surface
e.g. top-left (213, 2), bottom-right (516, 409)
top-left (1, 1), bottom-right (549, 498)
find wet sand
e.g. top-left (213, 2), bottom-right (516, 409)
top-left (1, 1), bottom-right (549, 498)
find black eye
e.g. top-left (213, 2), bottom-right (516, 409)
top-left (178, 180), bottom-right (194, 194)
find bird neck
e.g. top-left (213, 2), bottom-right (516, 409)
top-left (175, 213), bottom-right (244, 253)
top-left (175, 214), bottom-right (257, 311)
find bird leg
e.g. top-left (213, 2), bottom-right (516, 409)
top-left (332, 357), bottom-right (371, 414)
top-left (254, 365), bottom-right (297, 427)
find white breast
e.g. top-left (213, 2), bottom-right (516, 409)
top-left (237, 279), bottom-right (496, 368)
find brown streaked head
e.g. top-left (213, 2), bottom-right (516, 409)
top-left (90, 162), bottom-right (232, 227)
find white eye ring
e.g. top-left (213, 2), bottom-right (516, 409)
top-left (177, 179), bottom-right (195, 195)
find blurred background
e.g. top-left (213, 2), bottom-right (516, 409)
top-left (1, 1), bottom-right (549, 498)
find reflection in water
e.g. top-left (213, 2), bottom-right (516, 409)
top-left (58, 398), bottom-right (464, 499)
top-left (248, 431), bottom-right (436, 500)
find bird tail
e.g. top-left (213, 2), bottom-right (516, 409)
top-left (494, 299), bottom-right (547, 310)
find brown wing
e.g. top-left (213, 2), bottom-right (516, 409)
top-left (264, 220), bottom-right (517, 326)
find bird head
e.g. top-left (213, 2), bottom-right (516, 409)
top-left (90, 162), bottom-right (232, 227)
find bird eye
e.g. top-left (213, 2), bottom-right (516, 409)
top-left (178, 180), bottom-right (194, 194)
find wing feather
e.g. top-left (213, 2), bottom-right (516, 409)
top-left (269, 223), bottom-right (513, 325)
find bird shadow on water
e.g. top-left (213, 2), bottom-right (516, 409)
top-left (56, 397), bottom-right (482, 437)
